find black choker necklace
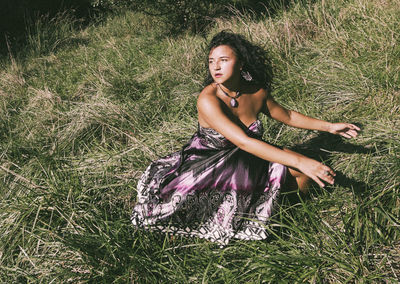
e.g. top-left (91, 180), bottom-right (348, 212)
top-left (217, 83), bottom-right (242, 108)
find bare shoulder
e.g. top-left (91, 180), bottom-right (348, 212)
top-left (197, 83), bottom-right (220, 109)
top-left (197, 84), bottom-right (225, 128)
top-left (198, 84), bottom-right (217, 101)
top-left (252, 86), bottom-right (268, 99)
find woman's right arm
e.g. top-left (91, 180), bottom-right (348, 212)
top-left (197, 91), bottom-right (335, 187)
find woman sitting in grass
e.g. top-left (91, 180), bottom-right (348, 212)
top-left (132, 31), bottom-right (359, 245)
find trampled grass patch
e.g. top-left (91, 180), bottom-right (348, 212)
top-left (0, 0), bottom-right (399, 282)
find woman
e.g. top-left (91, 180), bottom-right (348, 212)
top-left (131, 31), bottom-right (359, 245)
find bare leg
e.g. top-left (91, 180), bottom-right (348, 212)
top-left (283, 148), bottom-right (311, 194)
top-left (287, 167), bottom-right (310, 194)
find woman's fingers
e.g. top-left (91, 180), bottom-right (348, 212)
top-left (344, 127), bottom-right (359, 138)
top-left (344, 124), bottom-right (360, 138)
top-left (323, 165), bottom-right (336, 177)
top-left (299, 158), bottom-right (336, 187)
top-left (314, 166), bottom-right (335, 187)
top-left (321, 170), bottom-right (335, 185)
top-left (310, 175), bottom-right (325, 187)
top-left (340, 132), bottom-right (352, 139)
top-left (331, 123), bottom-right (360, 138)
top-left (311, 173), bottom-right (334, 188)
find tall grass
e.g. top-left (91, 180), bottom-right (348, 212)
top-left (0, 0), bottom-right (399, 282)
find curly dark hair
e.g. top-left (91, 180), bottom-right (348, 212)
top-left (203, 30), bottom-right (273, 90)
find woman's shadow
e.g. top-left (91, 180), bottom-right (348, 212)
top-left (283, 129), bottom-right (372, 202)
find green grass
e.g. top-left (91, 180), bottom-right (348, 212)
top-left (0, 0), bottom-right (399, 282)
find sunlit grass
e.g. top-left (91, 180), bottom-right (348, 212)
top-left (0, 0), bottom-right (399, 282)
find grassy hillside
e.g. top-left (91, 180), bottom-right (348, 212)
top-left (0, 0), bottom-right (399, 282)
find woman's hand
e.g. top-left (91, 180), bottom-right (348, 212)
top-left (297, 157), bottom-right (336, 187)
top-left (328, 123), bottom-right (360, 138)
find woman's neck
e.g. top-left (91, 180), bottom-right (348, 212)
top-left (219, 79), bottom-right (242, 94)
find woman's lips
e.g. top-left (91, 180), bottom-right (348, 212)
top-left (214, 73), bottom-right (222, 78)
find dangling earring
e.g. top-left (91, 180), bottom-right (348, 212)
top-left (241, 70), bottom-right (253, 81)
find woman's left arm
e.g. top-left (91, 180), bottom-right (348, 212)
top-left (265, 95), bottom-right (360, 138)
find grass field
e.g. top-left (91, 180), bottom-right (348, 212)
top-left (0, 0), bottom-right (399, 282)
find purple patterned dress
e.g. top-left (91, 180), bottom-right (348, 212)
top-left (131, 119), bottom-right (287, 245)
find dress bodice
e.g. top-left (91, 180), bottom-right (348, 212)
top-left (197, 119), bottom-right (263, 149)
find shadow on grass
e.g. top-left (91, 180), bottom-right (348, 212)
top-left (0, 0), bottom-right (95, 57)
top-left (288, 127), bottom-right (372, 198)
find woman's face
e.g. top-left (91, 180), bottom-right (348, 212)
top-left (208, 45), bottom-right (242, 85)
